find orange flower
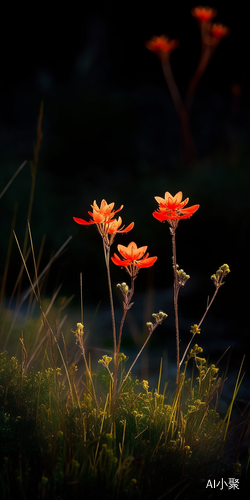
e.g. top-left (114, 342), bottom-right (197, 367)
top-left (153, 191), bottom-right (199, 222)
top-left (107, 217), bottom-right (134, 235)
top-left (73, 199), bottom-right (122, 226)
top-left (210, 23), bottom-right (230, 39)
top-left (111, 242), bottom-right (157, 277)
top-left (191, 5), bottom-right (217, 22)
top-left (145, 35), bottom-right (179, 60)
top-left (73, 199), bottom-right (134, 243)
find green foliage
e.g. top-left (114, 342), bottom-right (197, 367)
top-left (0, 351), bottom-right (248, 500)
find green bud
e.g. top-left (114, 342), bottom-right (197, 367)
top-left (220, 264), bottom-right (230, 274)
top-left (152, 311), bottom-right (168, 322)
top-left (117, 282), bottom-right (129, 294)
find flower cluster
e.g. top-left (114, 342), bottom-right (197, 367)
top-left (191, 5), bottom-right (217, 23)
top-left (111, 242), bottom-right (157, 278)
top-left (190, 324), bottom-right (201, 335)
top-left (211, 264), bottom-right (230, 286)
top-left (73, 199), bottom-right (134, 246)
top-left (153, 191), bottom-right (199, 227)
top-left (145, 35), bottom-right (179, 61)
top-left (98, 355), bottom-right (112, 368)
top-left (146, 6), bottom-right (229, 61)
top-left (191, 5), bottom-right (230, 43)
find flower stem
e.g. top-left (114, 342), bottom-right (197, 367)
top-left (185, 45), bottom-right (213, 110)
top-left (179, 276), bottom-right (224, 368)
top-left (171, 225), bottom-right (180, 388)
top-left (112, 276), bottom-right (135, 414)
top-left (117, 326), bottom-right (154, 397)
top-left (161, 59), bottom-right (195, 160)
top-left (103, 241), bottom-right (117, 359)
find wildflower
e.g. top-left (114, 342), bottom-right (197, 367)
top-left (75, 323), bottom-right (84, 345)
top-left (73, 199), bottom-right (134, 244)
top-left (117, 282), bottom-right (129, 294)
top-left (191, 5), bottom-right (217, 23)
top-left (210, 23), bottom-right (230, 39)
top-left (76, 323), bottom-right (84, 337)
top-left (142, 380), bottom-right (149, 391)
top-left (145, 35), bottom-right (179, 61)
top-left (118, 352), bottom-right (127, 362)
top-left (177, 268), bottom-right (190, 286)
top-left (111, 242), bottom-right (157, 277)
top-left (98, 355), bottom-right (112, 368)
top-left (211, 264), bottom-right (230, 286)
top-left (153, 191), bottom-right (199, 223)
top-left (152, 311), bottom-right (168, 322)
top-left (190, 324), bottom-right (201, 335)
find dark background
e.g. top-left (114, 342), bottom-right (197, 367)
top-left (0, 1), bottom-right (249, 395)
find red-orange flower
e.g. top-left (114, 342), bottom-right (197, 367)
top-left (145, 35), bottom-right (179, 60)
top-left (191, 5), bottom-right (217, 22)
top-left (153, 191), bottom-right (199, 223)
top-left (210, 23), bottom-right (230, 39)
top-left (73, 199), bottom-right (134, 243)
top-left (111, 242), bottom-right (157, 277)
top-left (74, 199), bottom-right (122, 226)
top-left (107, 217), bottom-right (134, 235)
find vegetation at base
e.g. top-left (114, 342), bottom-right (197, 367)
top-left (0, 350), bottom-right (248, 500)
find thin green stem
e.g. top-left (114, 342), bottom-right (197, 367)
top-left (117, 327), bottom-right (155, 397)
top-left (179, 276), bottom-right (226, 368)
top-left (78, 335), bottom-right (99, 411)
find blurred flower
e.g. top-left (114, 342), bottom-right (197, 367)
top-left (210, 23), bottom-right (230, 39)
top-left (191, 5), bottom-right (217, 22)
top-left (111, 242), bottom-right (157, 277)
top-left (73, 199), bottom-right (134, 243)
top-left (145, 35), bottom-right (179, 60)
top-left (153, 191), bottom-right (199, 222)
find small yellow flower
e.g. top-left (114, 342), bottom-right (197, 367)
top-left (76, 323), bottom-right (84, 336)
top-left (98, 355), bottom-right (112, 367)
top-left (190, 324), bottom-right (201, 335)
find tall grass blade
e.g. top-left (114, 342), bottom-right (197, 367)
top-left (0, 160), bottom-right (27, 200)
top-left (12, 229), bottom-right (74, 401)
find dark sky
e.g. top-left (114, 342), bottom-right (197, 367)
top-left (0, 2), bottom-right (249, 342)
top-left (1, 2), bottom-right (248, 93)
top-left (0, 2), bottom-right (249, 400)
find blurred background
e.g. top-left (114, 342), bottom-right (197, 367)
top-left (0, 1), bottom-right (249, 406)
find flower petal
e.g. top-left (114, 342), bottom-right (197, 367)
top-left (111, 254), bottom-right (131, 267)
top-left (73, 217), bottom-right (95, 225)
top-left (152, 211), bottom-right (169, 222)
top-left (136, 256), bottom-right (158, 268)
top-left (155, 196), bottom-right (167, 205)
top-left (92, 210), bottom-right (105, 223)
top-left (118, 242), bottom-right (148, 261)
